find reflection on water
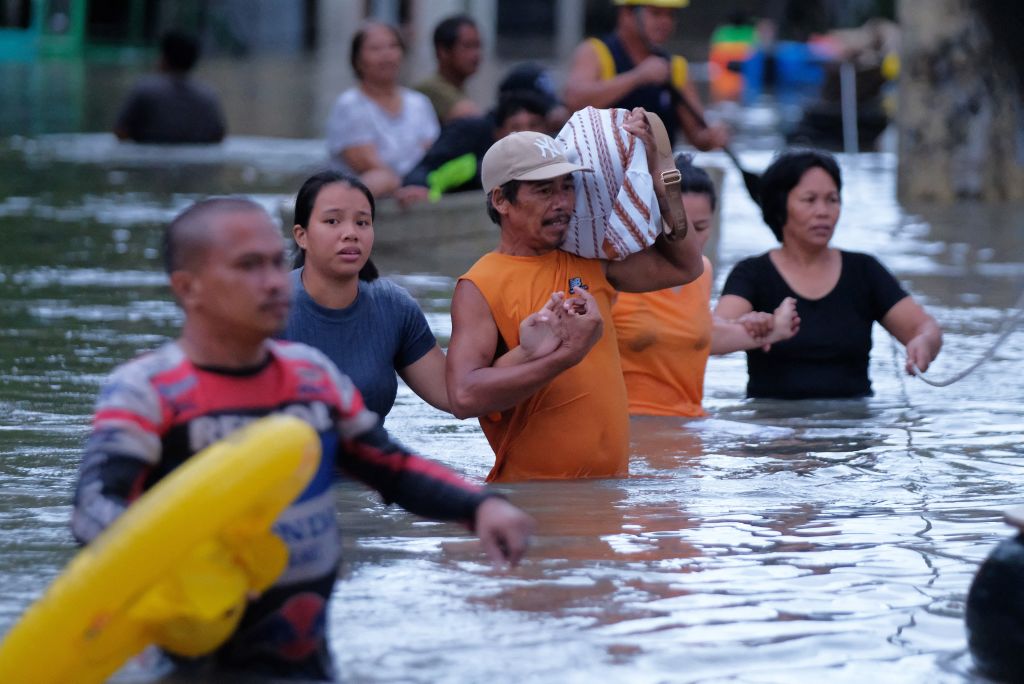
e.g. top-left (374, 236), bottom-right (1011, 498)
top-left (1, 135), bottom-right (1023, 684)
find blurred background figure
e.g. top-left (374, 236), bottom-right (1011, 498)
top-left (497, 61), bottom-right (570, 133)
top-left (965, 507), bottom-right (1024, 683)
top-left (563, 0), bottom-right (729, 150)
top-left (113, 29), bottom-right (226, 144)
top-left (413, 14), bottom-right (484, 126)
top-left (326, 21), bottom-right (439, 198)
top-left (396, 90), bottom-right (551, 208)
top-left (707, 11), bottom-right (757, 102)
top-left (784, 17), bottom-right (900, 150)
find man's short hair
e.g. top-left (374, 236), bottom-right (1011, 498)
top-left (163, 197), bottom-right (268, 274)
top-left (433, 14), bottom-right (476, 51)
top-left (485, 180), bottom-right (522, 226)
top-left (160, 30), bottom-right (200, 73)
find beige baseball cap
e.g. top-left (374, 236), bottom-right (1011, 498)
top-left (481, 131), bottom-right (592, 192)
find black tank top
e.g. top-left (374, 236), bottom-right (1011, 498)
top-left (597, 32), bottom-right (680, 143)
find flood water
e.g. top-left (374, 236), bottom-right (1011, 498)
top-left (2, 130), bottom-right (1024, 682)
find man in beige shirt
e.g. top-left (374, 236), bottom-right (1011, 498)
top-left (414, 14), bottom-right (483, 124)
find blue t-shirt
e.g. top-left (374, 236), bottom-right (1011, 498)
top-left (282, 270), bottom-right (437, 422)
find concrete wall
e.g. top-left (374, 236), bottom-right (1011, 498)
top-left (208, 0), bottom-right (305, 54)
top-left (897, 0), bottom-right (1024, 202)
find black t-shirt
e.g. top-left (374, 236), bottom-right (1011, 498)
top-left (720, 250), bottom-right (908, 399)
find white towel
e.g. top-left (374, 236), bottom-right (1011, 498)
top-left (556, 106), bottom-right (663, 261)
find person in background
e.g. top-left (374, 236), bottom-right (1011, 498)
top-left (413, 14), bottom-right (483, 125)
top-left (113, 29), bottom-right (226, 144)
top-left (326, 21), bottom-right (439, 198)
top-left (285, 170), bottom-right (567, 423)
top-left (497, 62), bottom-right (571, 133)
top-left (71, 196), bottom-right (533, 680)
top-left (563, 0), bottom-right (729, 150)
top-left (612, 154), bottom-right (800, 417)
top-left (445, 118), bottom-right (704, 483)
top-left (715, 149), bottom-right (942, 399)
top-left (395, 90), bottom-right (551, 208)
top-left (707, 11), bottom-right (758, 101)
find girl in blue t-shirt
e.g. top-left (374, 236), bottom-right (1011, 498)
top-left (284, 170), bottom-right (563, 423)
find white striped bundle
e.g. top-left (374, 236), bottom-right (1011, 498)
top-left (556, 106), bottom-right (662, 261)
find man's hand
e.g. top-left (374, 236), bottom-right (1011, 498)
top-left (394, 185), bottom-right (430, 210)
top-left (555, 289), bottom-right (604, 364)
top-left (700, 122), bottom-right (731, 150)
top-left (621, 106), bottom-right (658, 177)
top-left (475, 496), bottom-right (535, 567)
top-left (737, 311), bottom-right (774, 344)
top-left (631, 55), bottom-right (671, 87)
top-left (737, 297), bottom-right (800, 351)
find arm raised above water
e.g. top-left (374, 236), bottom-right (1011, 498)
top-left (336, 414), bottom-right (534, 566)
top-left (711, 297), bottom-right (801, 355)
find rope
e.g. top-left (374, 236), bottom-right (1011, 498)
top-left (909, 286), bottom-right (1024, 387)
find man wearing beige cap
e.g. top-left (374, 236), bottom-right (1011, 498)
top-left (445, 109), bottom-right (703, 483)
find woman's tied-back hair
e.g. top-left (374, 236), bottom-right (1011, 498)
top-left (674, 153), bottom-right (718, 211)
top-left (350, 20), bottom-right (405, 81)
top-left (758, 149), bottom-right (842, 242)
top-left (292, 170), bottom-right (379, 281)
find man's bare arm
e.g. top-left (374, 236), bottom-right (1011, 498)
top-left (563, 41), bottom-right (671, 112)
top-left (446, 281), bottom-right (601, 419)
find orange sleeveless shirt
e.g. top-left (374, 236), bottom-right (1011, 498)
top-left (461, 250), bottom-right (630, 482)
top-left (612, 257), bottom-right (713, 417)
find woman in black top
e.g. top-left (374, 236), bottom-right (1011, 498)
top-left (715, 150), bottom-right (942, 398)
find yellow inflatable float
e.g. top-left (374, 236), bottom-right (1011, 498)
top-left (0, 414), bottom-right (321, 684)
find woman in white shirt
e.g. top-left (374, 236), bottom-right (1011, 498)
top-left (326, 21), bottom-right (440, 198)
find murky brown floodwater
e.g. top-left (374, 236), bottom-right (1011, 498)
top-left (2, 62), bottom-right (1024, 684)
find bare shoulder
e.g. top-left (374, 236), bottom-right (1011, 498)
top-left (451, 279), bottom-right (496, 329)
top-left (568, 38), bottom-right (600, 73)
top-left (448, 279), bottom-right (502, 376)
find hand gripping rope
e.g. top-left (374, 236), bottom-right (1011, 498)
top-left (909, 286), bottom-right (1024, 387)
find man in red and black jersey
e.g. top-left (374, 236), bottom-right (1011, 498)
top-left (71, 197), bottom-right (534, 680)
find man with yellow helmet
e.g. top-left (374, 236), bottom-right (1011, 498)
top-left (564, 0), bottom-right (730, 151)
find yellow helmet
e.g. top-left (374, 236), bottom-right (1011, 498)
top-left (614, 0), bottom-right (689, 7)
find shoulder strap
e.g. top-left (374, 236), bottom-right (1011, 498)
top-left (588, 37), bottom-right (617, 81)
top-left (671, 55), bottom-right (688, 90)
